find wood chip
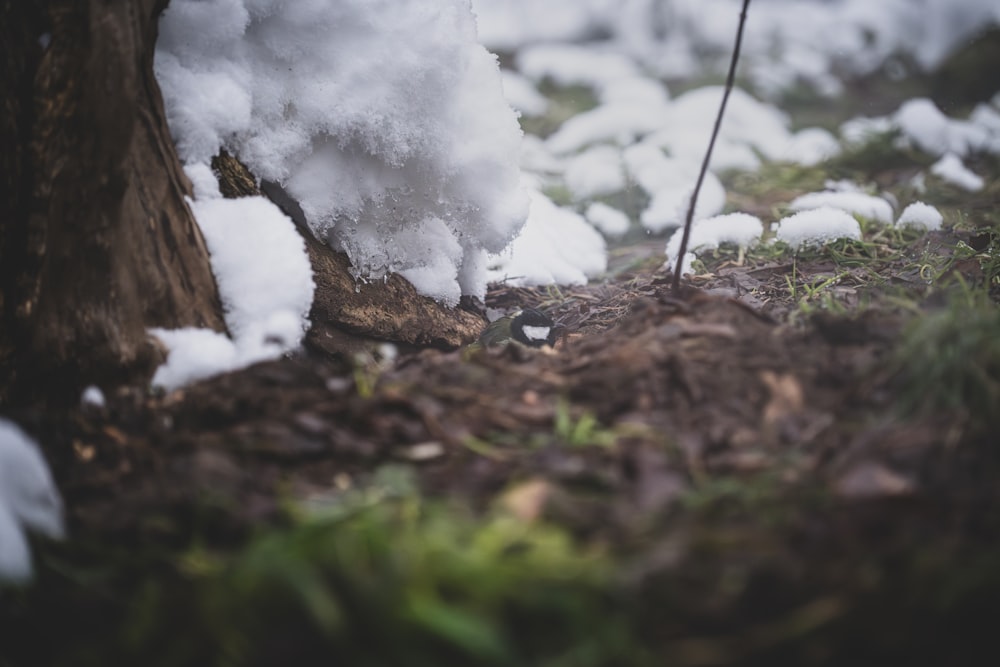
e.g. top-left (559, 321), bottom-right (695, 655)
top-left (397, 441), bottom-right (445, 461)
top-left (498, 478), bottom-right (553, 522)
top-left (834, 462), bottom-right (914, 499)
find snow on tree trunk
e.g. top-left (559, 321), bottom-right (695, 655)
top-left (0, 0), bottom-right (226, 403)
top-left (212, 152), bottom-right (485, 353)
top-left (155, 0), bottom-right (529, 307)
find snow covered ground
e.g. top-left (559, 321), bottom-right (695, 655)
top-left (474, 0), bottom-right (1000, 95)
top-left (146, 0), bottom-right (1000, 389)
top-left (477, 0), bottom-right (999, 274)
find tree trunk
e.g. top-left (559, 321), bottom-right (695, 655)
top-left (0, 0), bottom-right (225, 404)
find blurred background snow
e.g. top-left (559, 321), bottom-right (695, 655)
top-left (474, 0), bottom-right (1000, 94)
top-left (474, 0), bottom-right (999, 275)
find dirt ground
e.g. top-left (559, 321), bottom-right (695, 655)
top-left (4, 209), bottom-right (1000, 665)
top-left (18, 244), bottom-right (962, 535)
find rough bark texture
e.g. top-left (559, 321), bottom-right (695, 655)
top-left (0, 0), bottom-right (225, 403)
top-left (212, 152), bottom-right (486, 355)
top-left (302, 233), bottom-right (487, 355)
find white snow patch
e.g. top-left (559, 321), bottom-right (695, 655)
top-left (151, 167), bottom-right (315, 391)
top-left (157, 0), bottom-right (528, 304)
top-left (487, 189), bottom-right (606, 287)
top-left (81, 386), bottom-right (106, 409)
top-left (824, 180), bottom-right (864, 193)
top-left (789, 191), bottom-right (894, 224)
top-left (930, 153), bottom-right (984, 191)
top-left (392, 217), bottom-right (468, 307)
top-left (564, 144), bottom-right (625, 200)
top-left (896, 202), bottom-right (943, 231)
top-left (190, 194), bottom-right (314, 343)
top-left (0, 419), bottom-right (63, 584)
top-left (546, 103), bottom-right (667, 155)
top-left (895, 98), bottom-right (995, 157)
top-left (844, 97), bottom-right (1000, 158)
top-left (640, 86), bottom-right (833, 170)
top-left (783, 127), bottom-right (841, 165)
top-left (840, 116), bottom-right (895, 145)
top-left (651, 189), bottom-right (725, 237)
top-left (184, 162), bottom-right (225, 201)
top-left (151, 314), bottom-right (307, 391)
top-left (621, 143), bottom-right (673, 193)
top-left (775, 208), bottom-right (863, 249)
top-left (597, 76), bottom-right (670, 107)
top-left (641, 175), bottom-right (726, 234)
top-left (500, 69), bottom-right (550, 116)
top-left (622, 143), bottom-right (727, 233)
top-left (585, 202), bottom-right (630, 239)
top-left (663, 87), bottom-right (792, 161)
top-left (665, 213), bottom-right (764, 274)
top-left (150, 328), bottom-right (241, 391)
top-left (519, 135), bottom-right (565, 176)
top-left (970, 103), bottom-right (1000, 135)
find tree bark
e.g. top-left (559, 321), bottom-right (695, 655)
top-left (0, 0), bottom-right (225, 404)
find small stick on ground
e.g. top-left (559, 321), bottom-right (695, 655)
top-left (672, 0), bottom-right (752, 294)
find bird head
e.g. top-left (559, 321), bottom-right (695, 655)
top-left (477, 308), bottom-right (561, 348)
top-left (509, 308), bottom-right (559, 347)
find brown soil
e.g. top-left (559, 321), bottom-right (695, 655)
top-left (5, 221), bottom-right (999, 666)
top-left (4, 22), bottom-right (999, 662)
top-left (27, 259), bottom-right (975, 531)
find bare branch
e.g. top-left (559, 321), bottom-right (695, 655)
top-left (672, 0), bottom-right (752, 293)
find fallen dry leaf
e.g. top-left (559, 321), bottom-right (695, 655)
top-left (760, 371), bottom-right (805, 426)
top-left (397, 441), bottom-right (445, 462)
top-left (834, 462), bottom-right (915, 499)
top-left (498, 478), bottom-right (554, 522)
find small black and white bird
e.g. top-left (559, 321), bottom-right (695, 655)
top-left (477, 308), bottom-right (560, 348)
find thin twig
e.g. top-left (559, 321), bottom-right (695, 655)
top-left (672, 0), bottom-right (752, 293)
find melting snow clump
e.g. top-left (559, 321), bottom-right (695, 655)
top-left (564, 145), bottom-right (626, 200)
top-left (930, 153), bottom-right (984, 192)
top-left (151, 166), bottom-right (314, 392)
top-left (80, 385), bottom-right (105, 409)
top-left (896, 202), bottom-right (943, 231)
top-left (789, 191), bottom-right (894, 224)
top-left (775, 208), bottom-right (862, 249)
top-left (150, 327), bottom-right (240, 391)
top-left (500, 70), bottom-right (550, 116)
top-left (665, 213), bottom-right (764, 274)
top-left (188, 171), bottom-right (315, 345)
top-left (585, 202), bottom-right (630, 239)
top-left (894, 98), bottom-right (996, 158)
top-left (487, 189), bottom-right (606, 287)
top-left (157, 0), bottom-right (528, 305)
top-left (0, 419), bottom-right (64, 584)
